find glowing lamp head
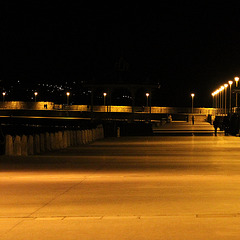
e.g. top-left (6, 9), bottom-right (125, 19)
top-left (191, 93), bottom-right (195, 97)
top-left (2, 92), bottom-right (6, 96)
top-left (228, 80), bottom-right (233, 85)
top-left (146, 93), bottom-right (150, 97)
top-left (34, 92), bottom-right (38, 96)
top-left (66, 92), bottom-right (70, 96)
top-left (224, 84), bottom-right (228, 88)
top-left (220, 86), bottom-right (224, 91)
top-left (103, 92), bottom-right (107, 97)
top-left (234, 77), bottom-right (239, 82)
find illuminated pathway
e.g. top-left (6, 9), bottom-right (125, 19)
top-left (1, 135), bottom-right (240, 239)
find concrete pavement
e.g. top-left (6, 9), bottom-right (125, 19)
top-left (1, 134), bottom-right (240, 239)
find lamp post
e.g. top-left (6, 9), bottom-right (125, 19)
top-left (228, 80), bottom-right (233, 114)
top-left (2, 92), bottom-right (6, 102)
top-left (217, 89), bottom-right (220, 115)
top-left (103, 92), bottom-right (107, 112)
top-left (66, 92), bottom-right (70, 105)
top-left (212, 92), bottom-right (215, 107)
top-left (34, 92), bottom-right (38, 102)
top-left (220, 86), bottom-right (224, 115)
top-left (146, 92), bottom-right (149, 109)
top-left (235, 76), bottom-right (239, 108)
top-left (224, 84), bottom-right (228, 115)
top-left (191, 93), bottom-right (195, 114)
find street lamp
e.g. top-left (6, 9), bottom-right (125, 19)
top-left (66, 92), bottom-right (70, 105)
top-left (211, 92), bottom-right (215, 108)
top-left (2, 92), bottom-right (6, 102)
top-left (220, 86), bottom-right (224, 115)
top-left (191, 93), bottom-right (195, 113)
top-left (34, 92), bottom-right (38, 102)
top-left (228, 80), bottom-right (233, 113)
top-left (146, 93), bottom-right (149, 108)
top-left (103, 92), bottom-right (107, 112)
top-left (224, 83), bottom-right (228, 115)
top-left (235, 77), bottom-right (239, 108)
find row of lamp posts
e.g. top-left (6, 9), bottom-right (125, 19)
top-left (2, 91), bottom-right (151, 110)
top-left (211, 77), bottom-right (239, 115)
top-left (2, 91), bottom-right (71, 104)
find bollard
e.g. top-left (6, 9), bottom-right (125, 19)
top-left (117, 127), bottom-right (120, 138)
top-left (13, 135), bottom-right (21, 156)
top-left (28, 135), bottom-right (34, 155)
top-left (50, 132), bottom-right (56, 150)
top-left (21, 135), bottom-right (28, 156)
top-left (59, 131), bottom-right (64, 149)
top-left (5, 135), bottom-right (13, 156)
top-left (67, 130), bottom-right (71, 147)
top-left (55, 132), bottom-right (60, 150)
top-left (45, 132), bottom-right (51, 151)
top-left (77, 130), bottom-right (82, 145)
top-left (34, 134), bottom-right (40, 154)
top-left (63, 131), bottom-right (68, 148)
top-left (40, 133), bottom-right (45, 153)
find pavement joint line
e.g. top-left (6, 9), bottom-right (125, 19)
top-left (22, 156), bottom-right (116, 220)
top-left (2, 214), bottom-right (240, 220)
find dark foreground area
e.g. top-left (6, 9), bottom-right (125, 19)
top-left (1, 135), bottom-right (240, 239)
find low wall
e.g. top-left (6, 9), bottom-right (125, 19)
top-left (0, 101), bottom-right (55, 110)
top-left (4, 125), bottom-right (104, 156)
top-left (0, 101), bottom-right (216, 115)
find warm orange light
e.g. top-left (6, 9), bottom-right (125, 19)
top-left (234, 77), bottom-right (239, 82)
top-left (66, 92), bottom-right (70, 96)
top-left (191, 93), bottom-right (195, 97)
top-left (224, 84), bottom-right (228, 88)
top-left (228, 80), bottom-right (233, 85)
top-left (34, 92), bottom-right (38, 96)
top-left (103, 92), bottom-right (107, 97)
top-left (2, 92), bottom-right (6, 96)
top-left (146, 93), bottom-right (150, 97)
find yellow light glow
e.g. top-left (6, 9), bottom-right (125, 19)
top-left (191, 93), bottom-right (195, 97)
top-left (220, 86), bottom-right (224, 91)
top-left (103, 92), bottom-right (107, 96)
top-left (66, 92), bottom-right (70, 96)
top-left (2, 92), bottom-right (6, 96)
top-left (146, 93), bottom-right (150, 97)
top-left (234, 77), bottom-right (239, 82)
top-left (224, 84), bottom-right (228, 88)
top-left (228, 80), bottom-right (233, 85)
top-left (34, 92), bottom-right (38, 96)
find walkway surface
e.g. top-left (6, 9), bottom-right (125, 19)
top-left (1, 131), bottom-right (240, 239)
top-left (153, 120), bottom-right (225, 136)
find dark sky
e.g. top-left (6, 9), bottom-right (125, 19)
top-left (1, 2), bottom-right (240, 107)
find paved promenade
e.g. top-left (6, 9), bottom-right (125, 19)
top-left (1, 127), bottom-right (240, 239)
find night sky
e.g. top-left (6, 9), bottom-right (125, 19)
top-left (2, 2), bottom-right (240, 107)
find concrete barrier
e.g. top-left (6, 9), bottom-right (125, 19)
top-left (67, 130), bottom-right (71, 147)
top-left (40, 133), bottom-right (45, 153)
top-left (45, 132), bottom-right (51, 151)
top-left (50, 133), bottom-right (56, 150)
top-left (34, 135), bottom-right (40, 154)
top-left (28, 135), bottom-right (34, 155)
top-left (21, 135), bottom-right (28, 156)
top-left (5, 135), bottom-right (13, 156)
top-left (63, 131), bottom-right (68, 148)
top-left (13, 135), bottom-right (21, 156)
top-left (4, 126), bottom-right (105, 156)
